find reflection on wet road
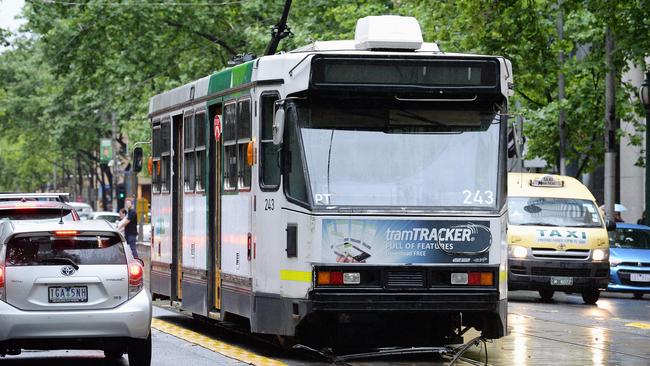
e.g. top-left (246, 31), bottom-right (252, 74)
top-left (460, 291), bottom-right (650, 365)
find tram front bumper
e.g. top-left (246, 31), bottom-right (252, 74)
top-left (508, 259), bottom-right (610, 291)
top-left (308, 290), bottom-right (500, 312)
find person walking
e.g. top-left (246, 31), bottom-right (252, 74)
top-left (120, 198), bottom-right (139, 258)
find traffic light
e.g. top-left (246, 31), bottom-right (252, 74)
top-left (117, 183), bottom-right (126, 211)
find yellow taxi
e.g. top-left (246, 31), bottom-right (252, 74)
top-left (507, 173), bottom-right (610, 304)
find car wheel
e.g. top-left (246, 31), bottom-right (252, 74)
top-left (104, 350), bottom-right (123, 359)
top-left (633, 292), bottom-right (644, 300)
top-left (128, 333), bottom-right (152, 366)
top-left (539, 289), bottom-right (555, 301)
top-left (582, 289), bottom-right (600, 305)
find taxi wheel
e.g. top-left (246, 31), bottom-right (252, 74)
top-left (582, 289), bottom-right (600, 305)
top-left (633, 292), bottom-right (644, 300)
top-left (128, 333), bottom-right (152, 366)
top-left (539, 289), bottom-right (555, 302)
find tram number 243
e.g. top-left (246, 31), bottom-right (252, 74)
top-left (264, 199), bottom-right (275, 211)
top-left (462, 190), bottom-right (494, 205)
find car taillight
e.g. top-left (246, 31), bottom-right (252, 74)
top-left (128, 261), bottom-right (144, 299)
top-left (0, 259), bottom-right (5, 301)
top-left (54, 230), bottom-right (78, 236)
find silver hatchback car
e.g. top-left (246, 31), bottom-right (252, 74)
top-left (0, 220), bottom-right (152, 364)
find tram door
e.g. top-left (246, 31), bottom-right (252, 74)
top-left (171, 113), bottom-right (183, 302)
top-left (208, 103), bottom-right (222, 312)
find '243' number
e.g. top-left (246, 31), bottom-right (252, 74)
top-left (462, 190), bottom-right (494, 205)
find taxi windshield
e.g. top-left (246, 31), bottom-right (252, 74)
top-left (508, 197), bottom-right (603, 228)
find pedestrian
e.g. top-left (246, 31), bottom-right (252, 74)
top-left (120, 197), bottom-right (139, 258)
top-left (117, 208), bottom-right (127, 236)
top-left (638, 211), bottom-right (647, 225)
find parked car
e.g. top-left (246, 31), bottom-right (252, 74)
top-left (0, 192), bottom-right (69, 202)
top-left (0, 220), bottom-right (152, 363)
top-left (90, 211), bottom-right (121, 224)
top-left (0, 200), bottom-right (79, 222)
top-left (67, 202), bottom-right (94, 220)
top-left (608, 223), bottom-right (650, 299)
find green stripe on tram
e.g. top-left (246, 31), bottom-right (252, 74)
top-left (208, 60), bottom-right (254, 94)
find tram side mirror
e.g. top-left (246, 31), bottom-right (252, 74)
top-left (272, 108), bottom-right (285, 145)
top-left (133, 147), bottom-right (143, 173)
top-left (605, 219), bottom-right (616, 232)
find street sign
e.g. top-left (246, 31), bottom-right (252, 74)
top-left (100, 138), bottom-right (113, 163)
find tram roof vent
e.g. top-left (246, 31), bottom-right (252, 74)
top-left (354, 15), bottom-right (423, 51)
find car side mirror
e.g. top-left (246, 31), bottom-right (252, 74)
top-left (605, 219), bottom-right (616, 232)
top-left (272, 108), bottom-right (285, 145)
top-left (133, 147), bottom-right (143, 173)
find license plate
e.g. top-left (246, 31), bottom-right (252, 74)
top-left (630, 273), bottom-right (650, 282)
top-left (550, 276), bottom-right (573, 286)
top-left (48, 286), bottom-right (88, 303)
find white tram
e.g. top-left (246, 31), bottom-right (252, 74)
top-left (148, 15), bottom-right (513, 347)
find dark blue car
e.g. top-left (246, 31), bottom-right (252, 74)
top-left (608, 223), bottom-right (650, 299)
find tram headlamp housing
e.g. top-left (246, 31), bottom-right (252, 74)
top-left (511, 245), bottom-right (528, 259)
top-left (592, 248), bottom-right (608, 261)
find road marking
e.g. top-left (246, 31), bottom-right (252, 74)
top-left (624, 321), bottom-right (650, 330)
top-left (151, 318), bottom-right (287, 366)
top-left (279, 269), bottom-right (311, 282)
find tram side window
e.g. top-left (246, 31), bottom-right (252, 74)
top-left (223, 103), bottom-right (238, 191)
top-left (259, 93), bottom-right (280, 190)
top-left (152, 124), bottom-right (161, 193)
top-left (285, 113), bottom-right (308, 204)
top-left (184, 114), bottom-right (195, 192)
top-left (237, 99), bottom-right (252, 189)
top-left (161, 120), bottom-right (171, 192)
top-left (195, 112), bottom-right (206, 191)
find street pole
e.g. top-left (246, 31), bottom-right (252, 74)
top-left (111, 112), bottom-right (118, 212)
top-left (603, 26), bottom-right (616, 222)
top-left (557, 0), bottom-right (567, 176)
top-left (640, 72), bottom-right (650, 226)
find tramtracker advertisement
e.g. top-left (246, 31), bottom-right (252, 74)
top-left (322, 219), bottom-right (492, 264)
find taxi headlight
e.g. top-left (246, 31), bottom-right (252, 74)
top-left (592, 248), bottom-right (608, 261)
top-left (511, 245), bottom-right (528, 258)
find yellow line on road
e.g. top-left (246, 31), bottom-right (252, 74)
top-left (624, 321), bottom-right (650, 330)
top-left (151, 318), bottom-right (287, 366)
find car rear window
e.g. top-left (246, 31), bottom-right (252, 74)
top-left (5, 234), bottom-right (126, 266)
top-left (0, 208), bottom-right (75, 222)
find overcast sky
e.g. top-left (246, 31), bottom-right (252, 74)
top-left (0, 0), bottom-right (26, 32)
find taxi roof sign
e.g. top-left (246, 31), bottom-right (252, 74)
top-left (529, 175), bottom-right (564, 188)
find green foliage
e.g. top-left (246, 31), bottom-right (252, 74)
top-left (0, 0), bottom-right (649, 192)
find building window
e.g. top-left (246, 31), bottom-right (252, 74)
top-left (259, 93), bottom-right (280, 190)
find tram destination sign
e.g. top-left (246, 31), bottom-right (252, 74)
top-left (322, 218), bottom-right (491, 264)
top-left (310, 56), bottom-right (499, 88)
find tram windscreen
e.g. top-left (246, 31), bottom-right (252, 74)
top-left (294, 103), bottom-right (501, 208)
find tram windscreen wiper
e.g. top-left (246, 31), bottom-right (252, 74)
top-left (39, 257), bottom-right (80, 270)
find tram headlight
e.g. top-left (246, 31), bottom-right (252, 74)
top-left (511, 245), bottom-right (528, 259)
top-left (343, 272), bottom-right (361, 285)
top-left (592, 249), bottom-right (608, 261)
